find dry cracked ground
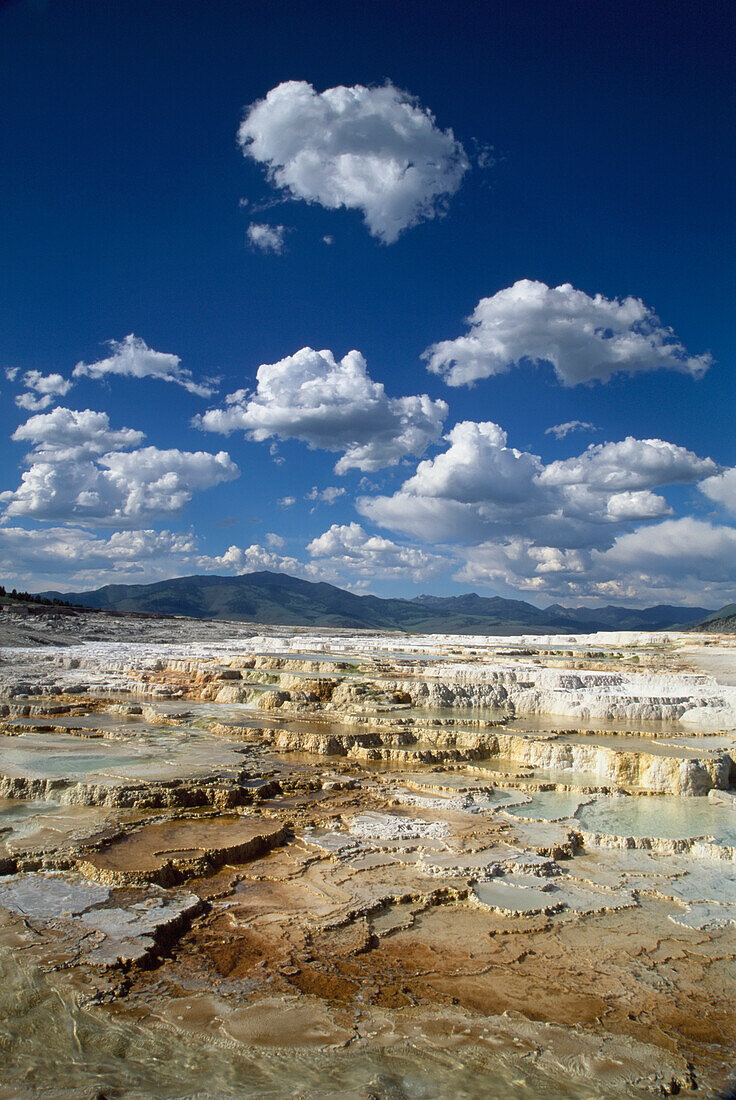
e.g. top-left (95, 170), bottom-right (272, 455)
top-left (1, 605), bottom-right (736, 1099)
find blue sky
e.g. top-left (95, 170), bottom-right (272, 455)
top-left (1, 0), bottom-right (734, 606)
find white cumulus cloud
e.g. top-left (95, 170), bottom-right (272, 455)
top-left (196, 346), bottom-right (447, 473)
top-left (238, 80), bottom-right (469, 243)
top-left (402, 421), bottom-right (544, 505)
top-left (21, 370), bottom-right (73, 397)
top-left (597, 517), bottom-right (736, 581)
top-left (358, 420), bottom-right (552, 543)
top-left (358, 420), bottom-right (716, 550)
top-left (2, 407), bottom-right (239, 527)
top-left (15, 392), bottom-right (57, 412)
top-left (540, 437), bottom-right (717, 492)
top-left (307, 522), bottom-right (446, 581)
top-left (700, 468), bottom-right (736, 515)
top-left (196, 542), bottom-right (323, 581)
top-left (14, 370), bottom-right (74, 412)
top-left (73, 334), bottom-right (216, 397)
top-left (423, 280), bottom-right (713, 387)
top-left (11, 407), bottom-right (145, 458)
top-left (590, 518), bottom-right (736, 604)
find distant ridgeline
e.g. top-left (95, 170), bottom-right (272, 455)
top-left (37, 570), bottom-right (724, 635)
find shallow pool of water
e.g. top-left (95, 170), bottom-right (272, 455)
top-left (0, 729), bottom-right (244, 783)
top-left (556, 733), bottom-right (705, 758)
top-left (469, 760), bottom-right (606, 788)
top-left (574, 795), bottom-right (736, 845)
top-left (411, 706), bottom-right (690, 736)
top-left (0, 798), bottom-right (59, 829)
top-left (508, 792), bottom-right (592, 821)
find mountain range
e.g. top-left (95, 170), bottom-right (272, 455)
top-left (41, 571), bottom-right (715, 635)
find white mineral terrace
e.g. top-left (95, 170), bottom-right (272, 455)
top-left (0, 618), bottom-right (735, 1099)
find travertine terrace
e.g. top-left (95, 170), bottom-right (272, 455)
top-left (1, 608), bottom-right (735, 1098)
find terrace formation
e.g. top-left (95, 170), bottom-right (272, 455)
top-left (1, 608), bottom-right (735, 1098)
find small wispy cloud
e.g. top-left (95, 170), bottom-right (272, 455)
top-left (73, 334), bottom-right (216, 397)
top-left (545, 420), bottom-right (599, 440)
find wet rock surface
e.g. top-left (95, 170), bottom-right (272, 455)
top-left (0, 616), bottom-right (735, 1097)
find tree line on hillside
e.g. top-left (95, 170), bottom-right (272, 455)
top-left (0, 584), bottom-right (76, 608)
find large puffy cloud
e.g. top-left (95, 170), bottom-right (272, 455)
top-left (1, 448), bottom-right (238, 526)
top-left (700, 468), bottom-right (736, 515)
top-left (2, 407), bottom-right (239, 527)
top-left (589, 518), bottom-right (736, 604)
top-left (360, 421), bottom-right (554, 542)
top-left (423, 280), bottom-right (713, 387)
top-left (543, 437), bottom-right (713, 527)
top-left (12, 407), bottom-right (145, 458)
top-left (359, 420), bottom-right (716, 549)
top-left (402, 421), bottom-right (544, 505)
top-left (540, 437), bottom-right (717, 492)
top-left (73, 334), bottom-right (216, 398)
top-left (238, 81), bottom-right (469, 243)
top-left (97, 448), bottom-right (239, 520)
top-left (196, 347), bottom-right (447, 473)
top-left (358, 420), bottom-right (557, 543)
top-left (307, 522), bottom-right (446, 581)
top-left (598, 518), bottom-right (736, 581)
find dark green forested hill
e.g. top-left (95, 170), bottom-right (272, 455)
top-left (691, 604), bottom-right (736, 633)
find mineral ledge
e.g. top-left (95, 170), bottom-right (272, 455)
top-left (0, 608), bottom-right (735, 1098)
